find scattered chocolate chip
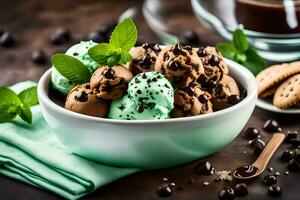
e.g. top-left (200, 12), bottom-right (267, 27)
top-left (32, 50), bottom-right (48, 65)
top-left (281, 149), bottom-right (295, 162)
top-left (137, 90), bottom-right (142, 94)
top-left (284, 171), bottom-right (290, 175)
top-left (88, 31), bottom-right (106, 43)
top-left (185, 86), bottom-right (195, 96)
top-left (263, 119), bottom-right (282, 133)
top-left (203, 181), bottom-right (210, 186)
top-left (140, 54), bottom-right (153, 69)
top-left (263, 175), bottom-right (277, 186)
top-left (284, 130), bottom-right (298, 143)
top-left (103, 68), bottom-right (115, 79)
top-left (50, 27), bottom-right (72, 45)
top-left (162, 177), bottom-right (168, 182)
top-left (218, 187), bottom-right (235, 200)
top-left (199, 94), bottom-right (209, 104)
top-left (137, 105), bottom-right (144, 113)
top-left (179, 30), bottom-right (200, 45)
top-left (268, 167), bottom-right (274, 172)
top-left (206, 80), bottom-right (217, 90)
top-left (169, 61), bottom-right (181, 71)
top-left (75, 91), bottom-right (88, 102)
top-left (156, 183), bottom-right (173, 198)
top-left (0, 31), bottom-right (15, 47)
top-left (197, 47), bottom-right (207, 57)
top-left (208, 55), bottom-right (220, 66)
top-left (274, 171), bottom-right (280, 176)
top-left (194, 161), bottom-right (215, 175)
top-left (234, 183), bottom-right (248, 197)
top-left (172, 44), bottom-right (182, 55)
top-left (244, 127), bottom-right (260, 140)
top-left (267, 185), bottom-right (282, 197)
top-left (173, 76), bottom-right (182, 84)
top-left (253, 139), bottom-right (265, 156)
top-left (249, 138), bottom-right (264, 147)
top-left (228, 95), bottom-right (240, 105)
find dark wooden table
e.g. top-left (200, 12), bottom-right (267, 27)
top-left (0, 0), bottom-right (299, 199)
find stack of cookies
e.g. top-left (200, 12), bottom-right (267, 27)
top-left (256, 61), bottom-right (300, 109)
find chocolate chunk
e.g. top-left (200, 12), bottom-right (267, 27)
top-left (228, 95), bottom-right (240, 105)
top-left (199, 94), bottom-right (209, 104)
top-left (243, 127), bottom-right (260, 140)
top-left (281, 149), bottom-right (295, 162)
top-left (249, 138), bottom-right (264, 147)
top-left (218, 187), bottom-right (235, 200)
top-left (194, 161), bottom-right (214, 175)
top-left (137, 105), bottom-right (144, 113)
top-left (185, 86), bottom-right (195, 96)
top-left (284, 131), bottom-right (298, 143)
top-left (0, 32), bottom-right (15, 47)
top-left (32, 50), bottom-right (47, 65)
top-left (263, 175), bottom-right (277, 186)
top-left (140, 54), bottom-right (153, 69)
top-left (208, 55), bottom-right (220, 66)
top-left (50, 27), bottom-right (72, 45)
top-left (156, 183), bottom-right (173, 198)
top-left (173, 76), bottom-right (183, 84)
top-left (263, 119), bottom-right (282, 133)
top-left (197, 47), bottom-right (206, 57)
top-left (169, 61), bottom-right (181, 71)
top-left (172, 44), bottom-right (182, 55)
top-left (206, 80), bottom-right (218, 90)
top-left (274, 171), bottom-right (280, 176)
top-left (234, 183), bottom-right (248, 197)
top-left (179, 30), bottom-right (200, 45)
top-left (253, 139), bottom-right (265, 156)
top-left (267, 185), bottom-right (282, 197)
top-left (75, 91), bottom-right (88, 102)
top-left (88, 31), bottom-right (106, 43)
top-left (103, 68), bottom-right (115, 79)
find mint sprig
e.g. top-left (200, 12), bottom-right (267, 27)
top-left (0, 86), bottom-right (38, 124)
top-left (51, 54), bottom-right (91, 84)
top-left (88, 18), bottom-right (137, 67)
top-left (217, 29), bottom-right (267, 75)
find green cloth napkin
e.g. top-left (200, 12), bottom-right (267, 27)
top-left (0, 82), bottom-right (139, 199)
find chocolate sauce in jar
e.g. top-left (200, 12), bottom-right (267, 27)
top-left (233, 165), bottom-right (259, 178)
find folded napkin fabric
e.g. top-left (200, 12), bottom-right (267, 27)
top-left (0, 82), bottom-right (139, 199)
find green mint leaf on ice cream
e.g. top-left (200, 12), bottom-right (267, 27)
top-left (217, 28), bottom-right (267, 75)
top-left (51, 54), bottom-right (91, 84)
top-left (88, 18), bottom-right (137, 67)
top-left (0, 86), bottom-right (38, 124)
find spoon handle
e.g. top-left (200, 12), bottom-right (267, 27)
top-left (253, 133), bottom-right (285, 170)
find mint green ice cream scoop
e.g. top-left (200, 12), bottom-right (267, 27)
top-left (51, 41), bottom-right (99, 95)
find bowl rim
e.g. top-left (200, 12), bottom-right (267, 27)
top-left (38, 58), bottom-right (257, 124)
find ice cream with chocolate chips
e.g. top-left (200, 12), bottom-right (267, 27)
top-left (90, 65), bottom-right (133, 99)
top-left (65, 83), bottom-right (109, 117)
top-left (155, 44), bottom-right (204, 89)
top-left (196, 46), bottom-right (229, 90)
top-left (127, 43), bottom-right (161, 76)
top-left (211, 75), bottom-right (240, 110)
top-left (171, 83), bottom-right (213, 118)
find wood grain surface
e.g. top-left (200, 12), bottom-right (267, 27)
top-left (0, 0), bottom-right (299, 200)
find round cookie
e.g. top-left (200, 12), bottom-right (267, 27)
top-left (273, 74), bottom-right (300, 109)
top-left (256, 61), bottom-right (300, 95)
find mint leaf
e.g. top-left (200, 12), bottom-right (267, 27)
top-left (109, 18), bottom-right (137, 51)
top-left (52, 54), bottom-right (91, 84)
top-left (19, 103), bottom-right (32, 124)
top-left (0, 87), bottom-right (22, 123)
top-left (233, 29), bottom-right (249, 53)
top-left (107, 53), bottom-right (121, 67)
top-left (243, 48), bottom-right (267, 75)
top-left (119, 50), bottom-right (133, 64)
top-left (216, 43), bottom-right (236, 59)
top-left (18, 86), bottom-right (38, 107)
top-left (88, 43), bottom-right (117, 65)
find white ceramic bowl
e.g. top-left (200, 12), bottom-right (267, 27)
top-left (38, 59), bottom-right (257, 170)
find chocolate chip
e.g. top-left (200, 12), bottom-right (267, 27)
top-left (263, 175), bottom-right (277, 186)
top-left (169, 61), bottom-right (181, 71)
top-left (137, 90), bottom-right (142, 94)
top-left (172, 44), bottom-right (182, 55)
top-left (140, 54), bottom-right (153, 69)
top-left (244, 127), bottom-right (260, 140)
top-left (253, 139), bottom-right (265, 156)
top-left (218, 187), bottom-right (235, 200)
top-left (206, 80), bottom-right (217, 90)
top-left (287, 159), bottom-right (300, 171)
top-left (137, 105), bottom-right (144, 113)
top-left (228, 95), bottom-right (240, 105)
top-left (281, 149), bottom-right (295, 162)
top-left (197, 74), bottom-right (207, 84)
top-left (103, 68), bottom-right (115, 79)
top-left (199, 94), bottom-right (209, 104)
top-left (50, 27), bottom-right (72, 45)
top-left (142, 73), bottom-right (147, 79)
top-left (0, 32), bottom-right (15, 47)
top-left (32, 50), bottom-right (47, 65)
top-left (290, 139), bottom-right (300, 148)
top-left (173, 76), bottom-right (182, 84)
top-left (267, 185), bottom-right (282, 197)
top-left (179, 30), bottom-right (200, 45)
top-left (284, 130), bottom-right (298, 143)
top-left (75, 91), bottom-right (88, 102)
top-left (194, 161), bottom-right (214, 175)
top-left (274, 171), bottom-right (280, 176)
top-left (197, 47), bottom-right (206, 57)
top-left (88, 31), bottom-right (106, 43)
top-left (234, 183), bottom-right (248, 197)
top-left (249, 138), bottom-right (264, 147)
top-left (135, 78), bottom-right (141, 83)
top-left (263, 119), bottom-right (282, 133)
top-left (208, 55), bottom-right (220, 66)
top-left (185, 86), bottom-right (195, 96)
top-left (156, 183), bottom-right (173, 198)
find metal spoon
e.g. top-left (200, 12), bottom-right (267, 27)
top-left (233, 133), bottom-right (285, 180)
